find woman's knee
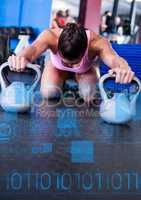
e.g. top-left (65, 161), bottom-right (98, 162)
top-left (40, 84), bottom-right (62, 99)
top-left (40, 63), bottom-right (64, 99)
top-left (78, 81), bottom-right (97, 103)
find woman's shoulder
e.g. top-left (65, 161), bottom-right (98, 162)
top-left (47, 28), bottom-right (63, 38)
top-left (87, 30), bottom-right (104, 56)
top-left (88, 30), bottom-right (102, 43)
top-left (42, 28), bottom-right (63, 53)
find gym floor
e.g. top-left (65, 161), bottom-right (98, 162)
top-left (0, 73), bottom-right (141, 200)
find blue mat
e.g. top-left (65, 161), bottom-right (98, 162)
top-left (100, 44), bottom-right (141, 92)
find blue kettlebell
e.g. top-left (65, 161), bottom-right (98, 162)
top-left (0, 62), bottom-right (41, 113)
top-left (99, 73), bottom-right (141, 124)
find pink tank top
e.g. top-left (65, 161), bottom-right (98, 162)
top-left (50, 30), bottom-right (95, 74)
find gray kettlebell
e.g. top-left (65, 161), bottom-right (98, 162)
top-left (0, 62), bottom-right (41, 113)
top-left (99, 73), bottom-right (141, 124)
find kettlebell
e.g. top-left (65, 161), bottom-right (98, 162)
top-left (99, 73), bottom-right (141, 124)
top-left (0, 62), bottom-right (41, 113)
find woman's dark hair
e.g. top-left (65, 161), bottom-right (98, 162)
top-left (58, 23), bottom-right (88, 61)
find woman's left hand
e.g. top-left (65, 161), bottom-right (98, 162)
top-left (108, 57), bottom-right (135, 84)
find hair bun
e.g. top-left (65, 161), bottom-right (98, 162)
top-left (65, 23), bottom-right (77, 29)
top-left (64, 23), bottom-right (85, 38)
top-left (64, 23), bottom-right (84, 31)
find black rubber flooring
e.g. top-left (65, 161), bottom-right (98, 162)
top-left (0, 73), bottom-right (141, 200)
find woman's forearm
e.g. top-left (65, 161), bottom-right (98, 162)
top-left (110, 55), bottom-right (129, 70)
top-left (18, 45), bottom-right (38, 63)
top-left (17, 30), bottom-right (50, 62)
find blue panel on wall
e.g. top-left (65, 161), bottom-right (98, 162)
top-left (0, 0), bottom-right (20, 26)
top-left (21, 0), bottom-right (52, 34)
top-left (0, 0), bottom-right (52, 35)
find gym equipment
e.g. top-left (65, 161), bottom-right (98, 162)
top-left (1, 27), bottom-right (9, 35)
top-left (14, 35), bottom-right (30, 55)
top-left (0, 35), bottom-right (10, 64)
top-left (11, 27), bottom-right (34, 55)
top-left (10, 27), bottom-right (19, 38)
top-left (19, 27), bottom-right (34, 37)
top-left (0, 62), bottom-right (41, 113)
top-left (99, 73), bottom-right (141, 124)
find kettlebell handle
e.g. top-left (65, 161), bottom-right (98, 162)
top-left (0, 62), bottom-right (41, 92)
top-left (26, 63), bottom-right (41, 92)
top-left (0, 62), bottom-right (12, 89)
top-left (99, 73), bottom-right (141, 101)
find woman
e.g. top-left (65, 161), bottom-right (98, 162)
top-left (52, 10), bottom-right (65, 28)
top-left (8, 23), bottom-right (134, 103)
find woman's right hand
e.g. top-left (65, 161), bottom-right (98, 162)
top-left (8, 55), bottom-right (28, 72)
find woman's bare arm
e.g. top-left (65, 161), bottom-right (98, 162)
top-left (90, 32), bottom-right (134, 83)
top-left (18, 29), bottom-right (53, 62)
top-left (8, 29), bottom-right (56, 71)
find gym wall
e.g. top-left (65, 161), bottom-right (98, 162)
top-left (0, 0), bottom-right (52, 35)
